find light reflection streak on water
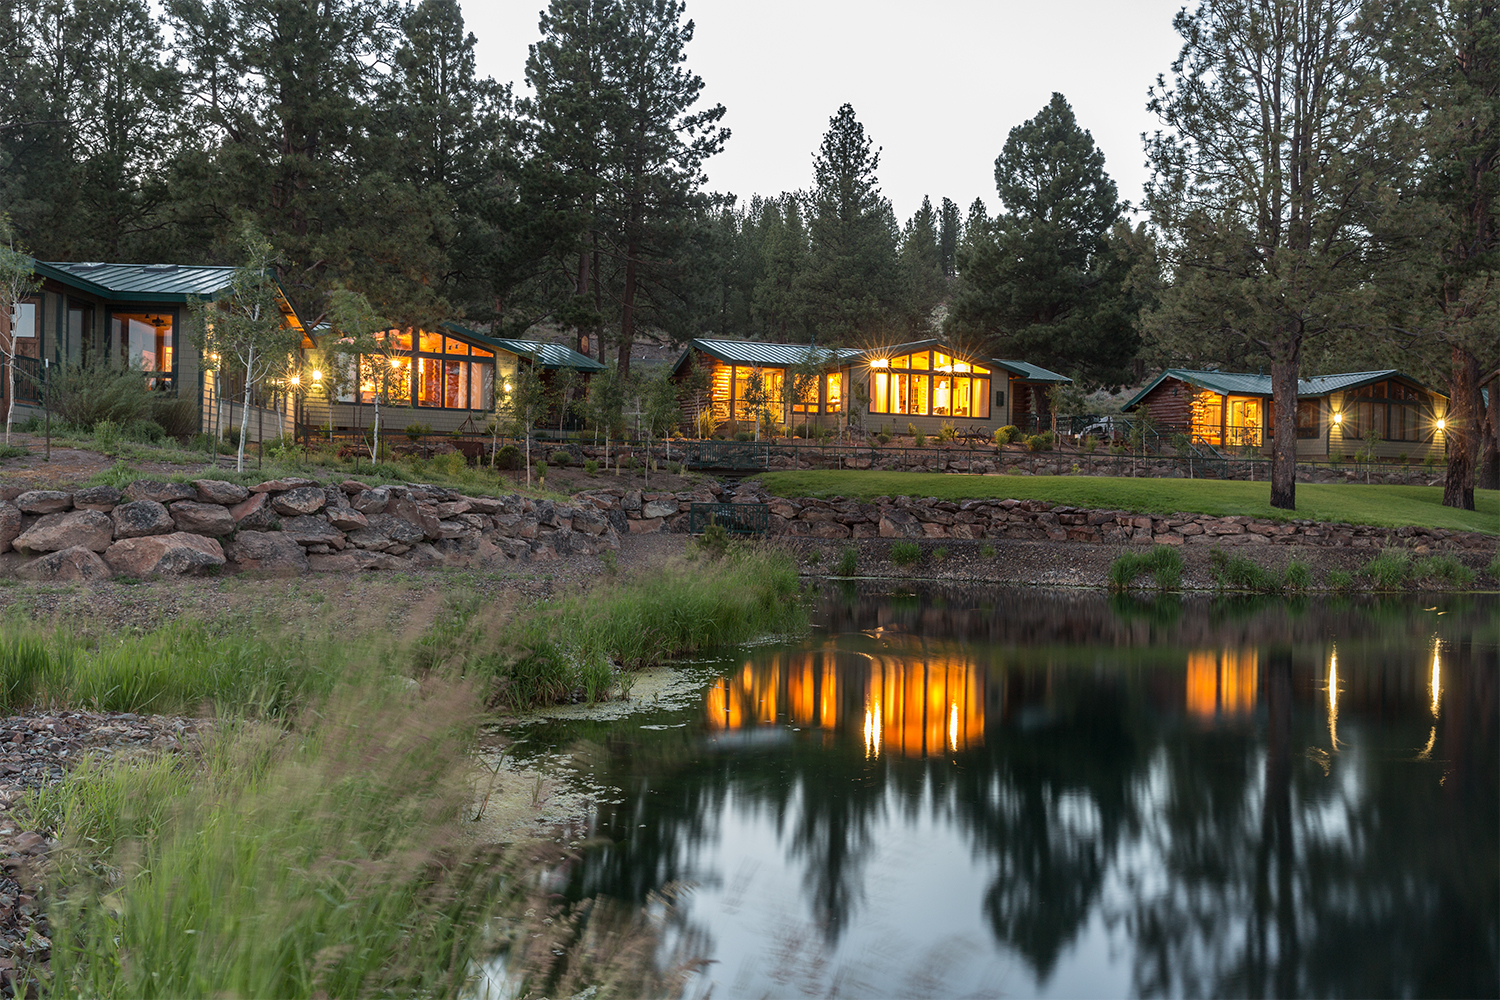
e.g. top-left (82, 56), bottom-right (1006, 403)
top-left (1430, 636), bottom-right (1442, 718)
top-left (949, 703), bottom-right (958, 754)
top-left (1328, 645), bottom-right (1340, 750)
top-left (864, 701), bottom-right (881, 758)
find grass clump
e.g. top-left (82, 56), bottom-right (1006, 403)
top-left (1283, 559), bottom-right (1312, 594)
top-left (35, 671), bottom-right (504, 1000)
top-left (1107, 545), bottom-right (1183, 593)
top-left (889, 541), bottom-right (922, 566)
top-left (483, 550), bottom-right (806, 708)
top-left (1208, 549), bottom-right (1285, 594)
top-left (1411, 554), bottom-right (1476, 589)
top-left (834, 545), bottom-right (858, 577)
top-left (1326, 569), bottom-right (1354, 593)
top-left (1361, 550), bottom-right (1413, 592)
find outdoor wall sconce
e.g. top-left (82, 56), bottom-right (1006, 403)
top-left (1436, 418), bottom-right (1446, 431)
top-left (1332, 411), bottom-right (1342, 424)
top-left (311, 369), bottom-right (322, 384)
top-left (868, 358), bottom-right (888, 368)
top-left (290, 373), bottom-right (301, 387)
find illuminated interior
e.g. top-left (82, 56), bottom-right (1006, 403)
top-left (111, 312), bottom-right (174, 389)
top-left (1185, 648), bottom-right (1259, 719)
top-left (343, 329), bottom-right (494, 409)
top-left (869, 349), bottom-right (990, 418)
top-left (704, 646), bottom-right (984, 758)
top-left (1341, 379), bottom-right (1440, 442)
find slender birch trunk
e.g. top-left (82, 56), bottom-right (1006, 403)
top-left (237, 344), bottom-right (255, 473)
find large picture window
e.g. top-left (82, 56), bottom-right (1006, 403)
top-left (344, 329), bottom-right (494, 410)
top-left (869, 350), bottom-right (989, 418)
top-left (1343, 379), bottom-right (1434, 442)
top-left (111, 311), bottom-right (174, 391)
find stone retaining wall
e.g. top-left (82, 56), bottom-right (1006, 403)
top-left (573, 484), bottom-right (1494, 554)
top-left (0, 478), bottom-right (624, 581)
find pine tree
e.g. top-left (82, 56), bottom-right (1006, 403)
top-left (801, 104), bottom-right (901, 344)
top-left (938, 197), bottom-right (961, 279)
top-left (898, 195), bottom-right (945, 332)
top-left (752, 194), bottom-right (808, 339)
top-left (947, 94), bottom-right (1138, 388)
top-left (1142, 3), bottom-right (1395, 510)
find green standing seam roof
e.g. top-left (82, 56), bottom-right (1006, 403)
top-left (690, 338), bottom-right (866, 368)
top-left (990, 359), bottom-right (1072, 383)
top-left (440, 324), bottom-right (605, 371)
top-left (37, 261), bottom-right (239, 300)
top-left (1121, 368), bottom-right (1441, 411)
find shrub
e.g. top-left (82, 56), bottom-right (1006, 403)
top-left (122, 418), bottom-right (166, 444)
top-left (93, 419), bottom-right (121, 451)
top-left (1209, 549), bottom-right (1283, 593)
top-left (49, 361), bottom-right (153, 429)
top-left (937, 421), bottom-right (958, 443)
top-left (669, 461), bottom-right (684, 475)
top-left (550, 450), bottom-right (571, 467)
top-left (994, 425), bottom-right (1020, 446)
top-left (1489, 553), bottom-right (1500, 582)
top-left (693, 522), bottom-right (730, 559)
top-left (1283, 560), bottom-right (1312, 594)
top-left (932, 546), bottom-right (949, 562)
top-left (1107, 546), bottom-right (1183, 593)
top-left (696, 409), bottom-right (717, 438)
top-left (535, 460), bottom-right (548, 482)
top-left (877, 431), bottom-right (891, 445)
top-left (493, 444), bottom-right (520, 470)
top-left (1411, 555), bottom-right (1475, 589)
top-left (1326, 569), bottom-right (1354, 592)
top-left (1081, 435), bottom-right (1098, 454)
top-left (404, 422), bottom-right (431, 443)
top-left (1360, 550), bottom-right (1412, 591)
top-left (150, 395), bottom-right (200, 440)
top-left (907, 422), bottom-right (918, 438)
top-left (1025, 433), bottom-right (1050, 453)
top-left (835, 546), bottom-right (858, 577)
top-left (913, 429), bottom-right (927, 447)
top-left (583, 459), bottom-right (599, 475)
top-left (890, 541), bottom-right (921, 566)
top-left (734, 431), bottom-right (753, 442)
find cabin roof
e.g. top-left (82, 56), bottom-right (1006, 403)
top-left (37, 261), bottom-right (241, 300)
top-left (443, 323), bottom-right (605, 371)
top-left (688, 338), bottom-right (866, 369)
top-left (1121, 368), bottom-right (1442, 411)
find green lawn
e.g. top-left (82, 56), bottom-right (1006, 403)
top-left (755, 471), bottom-right (1500, 535)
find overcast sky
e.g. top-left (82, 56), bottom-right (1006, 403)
top-left (468, 0), bottom-right (1189, 224)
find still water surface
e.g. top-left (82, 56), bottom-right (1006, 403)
top-left (514, 589), bottom-right (1498, 998)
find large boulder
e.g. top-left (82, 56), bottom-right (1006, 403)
top-left (110, 500), bottom-right (176, 539)
top-left (0, 502), bottom-right (20, 554)
top-left (13, 490), bottom-right (71, 515)
top-left (351, 487), bottom-right (390, 515)
top-left (326, 508), bottom-right (368, 531)
top-left (228, 492), bottom-right (278, 531)
top-left (192, 479), bottom-right (250, 505)
top-left (280, 514), bottom-right (345, 548)
top-left (15, 510), bottom-right (114, 553)
top-left (170, 501), bottom-right (236, 537)
top-left (249, 477), bottom-right (318, 494)
top-left (16, 546), bottom-right (111, 583)
top-left (72, 486), bottom-right (123, 511)
top-left (365, 512), bottom-right (425, 545)
top-left (271, 486), bottom-right (326, 516)
top-left (124, 480), bottom-right (195, 504)
top-left (103, 532), bottom-right (226, 577)
top-left (224, 531), bottom-right (308, 575)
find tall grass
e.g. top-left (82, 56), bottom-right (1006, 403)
top-left (35, 671), bottom-right (506, 999)
top-left (0, 620), bottom-right (351, 717)
top-left (1107, 546), bottom-right (1183, 593)
top-left (482, 548), bottom-right (807, 709)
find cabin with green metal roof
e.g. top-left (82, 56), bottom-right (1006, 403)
top-left (1121, 368), bottom-right (1451, 461)
top-left (296, 322), bottom-right (605, 441)
top-left (2, 261), bottom-right (309, 440)
top-left (670, 337), bottom-right (1070, 437)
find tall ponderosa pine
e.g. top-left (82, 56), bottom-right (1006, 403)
top-left (948, 93), bottom-right (1138, 388)
top-left (1142, 1), bottom-right (1394, 510)
top-left (1, 0), bottom-right (181, 260)
top-left (898, 195), bottom-right (945, 333)
top-left (166, 0), bottom-right (448, 326)
top-left (801, 103), bottom-right (901, 344)
top-left (938, 197), bottom-right (961, 279)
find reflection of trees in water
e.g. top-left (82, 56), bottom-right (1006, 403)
top-left (553, 594), bottom-right (1497, 996)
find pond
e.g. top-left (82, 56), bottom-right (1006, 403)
top-left (506, 587), bottom-right (1498, 999)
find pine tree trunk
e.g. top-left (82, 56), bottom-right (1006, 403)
top-left (1269, 359), bottom-right (1298, 510)
top-left (618, 245), bottom-right (637, 378)
top-left (1479, 372), bottom-right (1499, 492)
top-left (1442, 346), bottom-right (1479, 510)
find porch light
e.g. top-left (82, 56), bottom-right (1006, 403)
top-left (311, 369), bottom-right (323, 384)
top-left (869, 358), bottom-right (889, 369)
top-left (1332, 411), bottom-right (1342, 424)
top-left (504, 382), bottom-right (513, 392)
top-left (290, 373), bottom-right (301, 387)
top-left (1436, 417), bottom-right (1446, 431)
top-left (390, 357), bottom-right (402, 369)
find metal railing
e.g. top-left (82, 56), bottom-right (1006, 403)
top-left (689, 503), bottom-right (769, 535)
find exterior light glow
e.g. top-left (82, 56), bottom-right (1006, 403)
top-left (869, 358), bottom-right (889, 369)
top-left (311, 369), bottom-right (322, 383)
top-left (504, 382), bottom-right (513, 392)
top-left (1436, 417), bottom-right (1446, 431)
top-left (290, 373), bottom-right (301, 387)
top-left (1332, 411), bottom-right (1342, 424)
top-left (390, 357), bottom-right (401, 369)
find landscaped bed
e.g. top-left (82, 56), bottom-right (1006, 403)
top-left (756, 471), bottom-right (1500, 535)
